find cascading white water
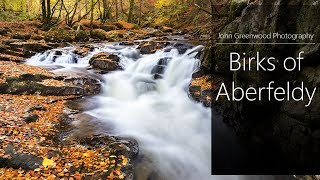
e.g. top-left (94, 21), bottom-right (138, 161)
top-left (88, 46), bottom-right (213, 180)
top-left (26, 43), bottom-right (277, 180)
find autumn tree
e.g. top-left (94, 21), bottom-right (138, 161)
top-left (41, 0), bottom-right (52, 29)
top-left (127, 0), bottom-right (134, 23)
top-left (98, 0), bottom-right (113, 23)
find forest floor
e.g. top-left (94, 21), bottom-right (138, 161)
top-left (0, 20), bottom-right (214, 179)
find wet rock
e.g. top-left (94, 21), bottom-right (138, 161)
top-left (66, 98), bottom-right (97, 112)
top-left (89, 52), bottom-right (121, 71)
top-left (199, 44), bottom-right (213, 71)
top-left (138, 41), bottom-right (170, 54)
top-left (74, 46), bottom-right (92, 57)
top-left (53, 76), bottom-right (65, 81)
top-left (0, 144), bottom-right (42, 170)
top-left (119, 41), bottom-right (136, 46)
top-left (192, 69), bottom-right (205, 78)
top-left (64, 76), bottom-right (101, 95)
top-left (201, 89), bottom-right (213, 107)
top-left (0, 75), bottom-right (101, 96)
top-left (164, 43), bottom-right (194, 54)
top-left (189, 85), bottom-right (201, 101)
top-left (23, 114), bottom-right (39, 123)
top-left (9, 42), bottom-right (53, 52)
top-left (151, 57), bottom-right (172, 79)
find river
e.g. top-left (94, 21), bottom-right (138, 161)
top-left (26, 42), bottom-right (294, 180)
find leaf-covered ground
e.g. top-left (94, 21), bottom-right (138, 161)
top-left (0, 61), bottom-right (130, 179)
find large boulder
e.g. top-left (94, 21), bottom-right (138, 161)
top-left (114, 20), bottom-right (135, 30)
top-left (75, 30), bottom-right (89, 42)
top-left (89, 52), bottom-right (121, 71)
top-left (73, 45), bottom-right (94, 57)
top-left (105, 30), bottom-right (126, 40)
top-left (217, 0), bottom-right (320, 166)
top-left (44, 28), bottom-right (74, 42)
top-left (90, 29), bottom-right (107, 40)
top-left (0, 74), bottom-right (101, 96)
top-left (9, 42), bottom-right (53, 52)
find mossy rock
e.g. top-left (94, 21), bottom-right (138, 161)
top-left (75, 30), bottom-right (89, 42)
top-left (90, 29), bottom-right (107, 40)
top-left (100, 24), bottom-right (117, 32)
top-left (12, 33), bottom-right (31, 40)
top-left (44, 28), bottom-right (74, 43)
top-left (105, 30), bottom-right (126, 40)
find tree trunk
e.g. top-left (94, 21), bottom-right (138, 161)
top-left (90, 0), bottom-right (94, 34)
top-left (127, 0), bottom-right (134, 23)
top-left (138, 0), bottom-right (142, 25)
top-left (46, 0), bottom-right (51, 21)
top-left (41, 0), bottom-right (47, 23)
top-left (115, 0), bottom-right (118, 20)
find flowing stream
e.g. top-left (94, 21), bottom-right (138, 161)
top-left (26, 42), bottom-right (282, 180)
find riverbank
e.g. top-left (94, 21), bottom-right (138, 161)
top-left (0, 19), bottom-right (214, 179)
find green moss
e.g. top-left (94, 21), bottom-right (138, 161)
top-left (227, 0), bottom-right (247, 22)
top-left (90, 29), bottom-right (107, 40)
top-left (75, 30), bottom-right (89, 42)
top-left (44, 28), bottom-right (74, 43)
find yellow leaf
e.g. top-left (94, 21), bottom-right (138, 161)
top-left (42, 157), bottom-right (54, 168)
top-left (122, 157), bottom-right (128, 166)
top-left (119, 174), bottom-right (125, 179)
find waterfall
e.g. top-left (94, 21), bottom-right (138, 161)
top-left (26, 43), bottom-right (278, 180)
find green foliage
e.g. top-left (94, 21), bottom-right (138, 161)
top-left (154, 0), bottom-right (187, 27)
top-left (0, 11), bottom-right (36, 21)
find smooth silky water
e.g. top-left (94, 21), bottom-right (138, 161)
top-left (26, 43), bottom-right (281, 180)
